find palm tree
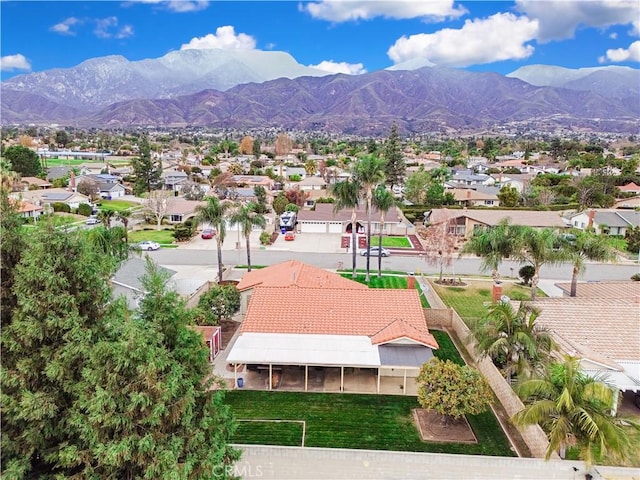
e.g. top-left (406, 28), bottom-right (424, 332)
top-left (330, 178), bottom-right (360, 279)
top-left (515, 227), bottom-right (567, 300)
top-left (461, 219), bottom-right (521, 282)
top-left (372, 186), bottom-right (395, 279)
top-left (471, 301), bottom-right (555, 381)
top-left (353, 155), bottom-right (386, 282)
top-left (98, 208), bottom-right (116, 228)
top-left (194, 196), bottom-right (231, 283)
top-left (562, 231), bottom-right (618, 297)
top-left (513, 356), bottom-right (640, 465)
top-left (229, 202), bottom-right (266, 272)
top-left (115, 209), bottom-right (132, 242)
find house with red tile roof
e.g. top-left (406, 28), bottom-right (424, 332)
top-left (227, 261), bottom-right (439, 393)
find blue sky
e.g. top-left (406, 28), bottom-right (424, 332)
top-left (1, 0), bottom-right (639, 81)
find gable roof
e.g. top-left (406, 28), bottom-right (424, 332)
top-left (427, 208), bottom-right (567, 228)
top-left (297, 203), bottom-right (400, 223)
top-left (236, 259), bottom-right (367, 292)
top-left (370, 319), bottom-right (438, 347)
top-left (240, 285), bottom-right (437, 349)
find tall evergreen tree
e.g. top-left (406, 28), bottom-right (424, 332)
top-left (383, 123), bottom-right (405, 190)
top-left (132, 135), bottom-right (162, 195)
top-left (1, 223), bottom-right (113, 477)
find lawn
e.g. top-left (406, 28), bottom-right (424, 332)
top-left (433, 281), bottom-right (544, 326)
top-left (342, 273), bottom-right (429, 307)
top-left (129, 228), bottom-right (176, 245)
top-left (371, 236), bottom-right (411, 248)
top-left (226, 389), bottom-right (514, 456)
top-left (98, 199), bottom-right (140, 213)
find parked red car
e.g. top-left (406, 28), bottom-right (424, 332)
top-left (284, 231), bottom-right (295, 241)
top-left (201, 229), bottom-right (215, 239)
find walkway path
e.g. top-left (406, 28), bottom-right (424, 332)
top-left (232, 445), bottom-right (639, 480)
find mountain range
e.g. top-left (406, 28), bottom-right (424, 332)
top-left (2, 49), bottom-right (639, 135)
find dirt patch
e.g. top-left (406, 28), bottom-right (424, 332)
top-left (413, 409), bottom-right (477, 444)
top-left (220, 319), bottom-right (241, 350)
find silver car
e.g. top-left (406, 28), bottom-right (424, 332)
top-left (359, 246), bottom-right (391, 257)
top-left (136, 240), bottom-right (161, 251)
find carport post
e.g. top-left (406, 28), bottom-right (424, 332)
top-left (403, 369), bottom-right (407, 395)
top-left (234, 364), bottom-right (237, 389)
top-left (340, 366), bottom-right (344, 392)
top-left (377, 368), bottom-right (381, 394)
top-left (304, 365), bottom-right (308, 392)
top-left (269, 364), bottom-right (272, 391)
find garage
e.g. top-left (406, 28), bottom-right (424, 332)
top-left (299, 221), bottom-right (326, 233)
top-left (328, 222), bottom-right (343, 233)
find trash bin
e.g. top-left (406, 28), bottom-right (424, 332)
top-left (237, 378), bottom-right (244, 388)
top-left (281, 227), bottom-right (286, 234)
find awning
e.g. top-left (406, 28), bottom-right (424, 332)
top-left (379, 345), bottom-right (433, 367)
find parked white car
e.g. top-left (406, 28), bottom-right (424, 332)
top-left (135, 241), bottom-right (160, 251)
top-left (359, 247), bottom-right (391, 257)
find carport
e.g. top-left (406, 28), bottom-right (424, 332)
top-left (226, 332), bottom-right (434, 394)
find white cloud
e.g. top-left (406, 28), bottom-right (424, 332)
top-left (1, 53), bottom-right (31, 72)
top-left (516, 0), bottom-right (639, 43)
top-left (599, 40), bottom-right (640, 63)
top-left (50, 17), bottom-right (80, 36)
top-left (123, 0), bottom-right (209, 13)
top-left (387, 13), bottom-right (538, 68)
top-left (94, 17), bottom-right (134, 39)
top-left (165, 1), bottom-right (209, 12)
top-left (302, 0), bottom-right (466, 22)
top-left (308, 60), bottom-right (367, 75)
top-left (180, 26), bottom-right (256, 50)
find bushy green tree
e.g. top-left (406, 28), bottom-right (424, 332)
top-left (497, 185), bottom-right (520, 207)
top-left (416, 358), bottom-right (493, 424)
top-left (196, 284), bottom-right (241, 325)
top-left (3, 145), bottom-right (42, 177)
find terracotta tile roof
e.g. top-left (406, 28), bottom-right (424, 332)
top-left (236, 260), bottom-right (367, 292)
top-left (531, 296), bottom-right (640, 362)
top-left (555, 281), bottom-right (640, 299)
top-left (370, 319), bottom-right (438, 348)
top-left (14, 200), bottom-right (43, 213)
top-left (241, 286), bottom-right (436, 348)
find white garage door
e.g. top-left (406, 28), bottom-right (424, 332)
top-left (328, 222), bottom-right (343, 233)
top-left (300, 221), bottom-right (326, 233)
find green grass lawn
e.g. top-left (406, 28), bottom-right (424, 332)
top-left (342, 273), bottom-right (430, 307)
top-left (433, 281), bottom-right (544, 326)
top-left (129, 229), bottom-right (175, 245)
top-left (98, 199), bottom-right (140, 213)
top-left (226, 390), bottom-right (514, 456)
top-left (371, 236), bottom-right (411, 248)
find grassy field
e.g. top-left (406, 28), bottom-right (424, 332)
top-left (98, 199), bottom-right (140, 213)
top-left (43, 158), bottom-right (131, 167)
top-left (371, 236), bottom-right (411, 248)
top-left (226, 389), bottom-right (514, 456)
top-left (129, 229), bottom-right (175, 245)
top-left (433, 281), bottom-right (543, 325)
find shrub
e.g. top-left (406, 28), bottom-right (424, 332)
top-left (631, 273), bottom-right (640, 282)
top-left (51, 202), bottom-right (71, 213)
top-left (77, 203), bottom-right (92, 217)
top-left (260, 231), bottom-right (271, 245)
top-left (519, 265), bottom-right (535, 286)
top-left (173, 223), bottom-right (193, 241)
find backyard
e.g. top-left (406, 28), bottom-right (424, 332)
top-left (342, 273), bottom-right (429, 307)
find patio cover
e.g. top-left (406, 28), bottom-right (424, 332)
top-left (584, 361), bottom-right (640, 392)
top-left (226, 333), bottom-right (432, 368)
top-left (378, 345), bottom-right (433, 368)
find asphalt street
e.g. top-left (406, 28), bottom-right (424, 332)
top-left (150, 248), bottom-right (639, 283)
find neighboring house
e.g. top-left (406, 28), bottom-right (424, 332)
top-left (614, 196), bottom-right (640, 209)
top-left (491, 173), bottom-right (536, 193)
top-left (296, 203), bottom-right (405, 235)
top-left (161, 170), bottom-right (189, 193)
top-left (446, 188), bottom-right (499, 207)
top-left (425, 208), bottom-right (568, 238)
top-left (13, 188), bottom-right (91, 210)
top-left (14, 200), bottom-right (44, 220)
top-left (284, 166), bottom-right (306, 180)
top-left (111, 257), bottom-right (177, 310)
top-left (618, 182), bottom-right (640, 195)
top-left (298, 176), bottom-right (327, 191)
top-left (531, 281), bottom-right (640, 399)
top-left (449, 170), bottom-right (495, 187)
top-left (46, 166), bottom-right (76, 182)
top-left (227, 261), bottom-right (439, 393)
top-left (568, 210), bottom-right (640, 236)
top-left (165, 198), bottom-right (206, 224)
top-left (228, 175), bottom-right (275, 190)
top-left (98, 181), bottom-right (126, 199)
top-left (20, 177), bottom-right (52, 190)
